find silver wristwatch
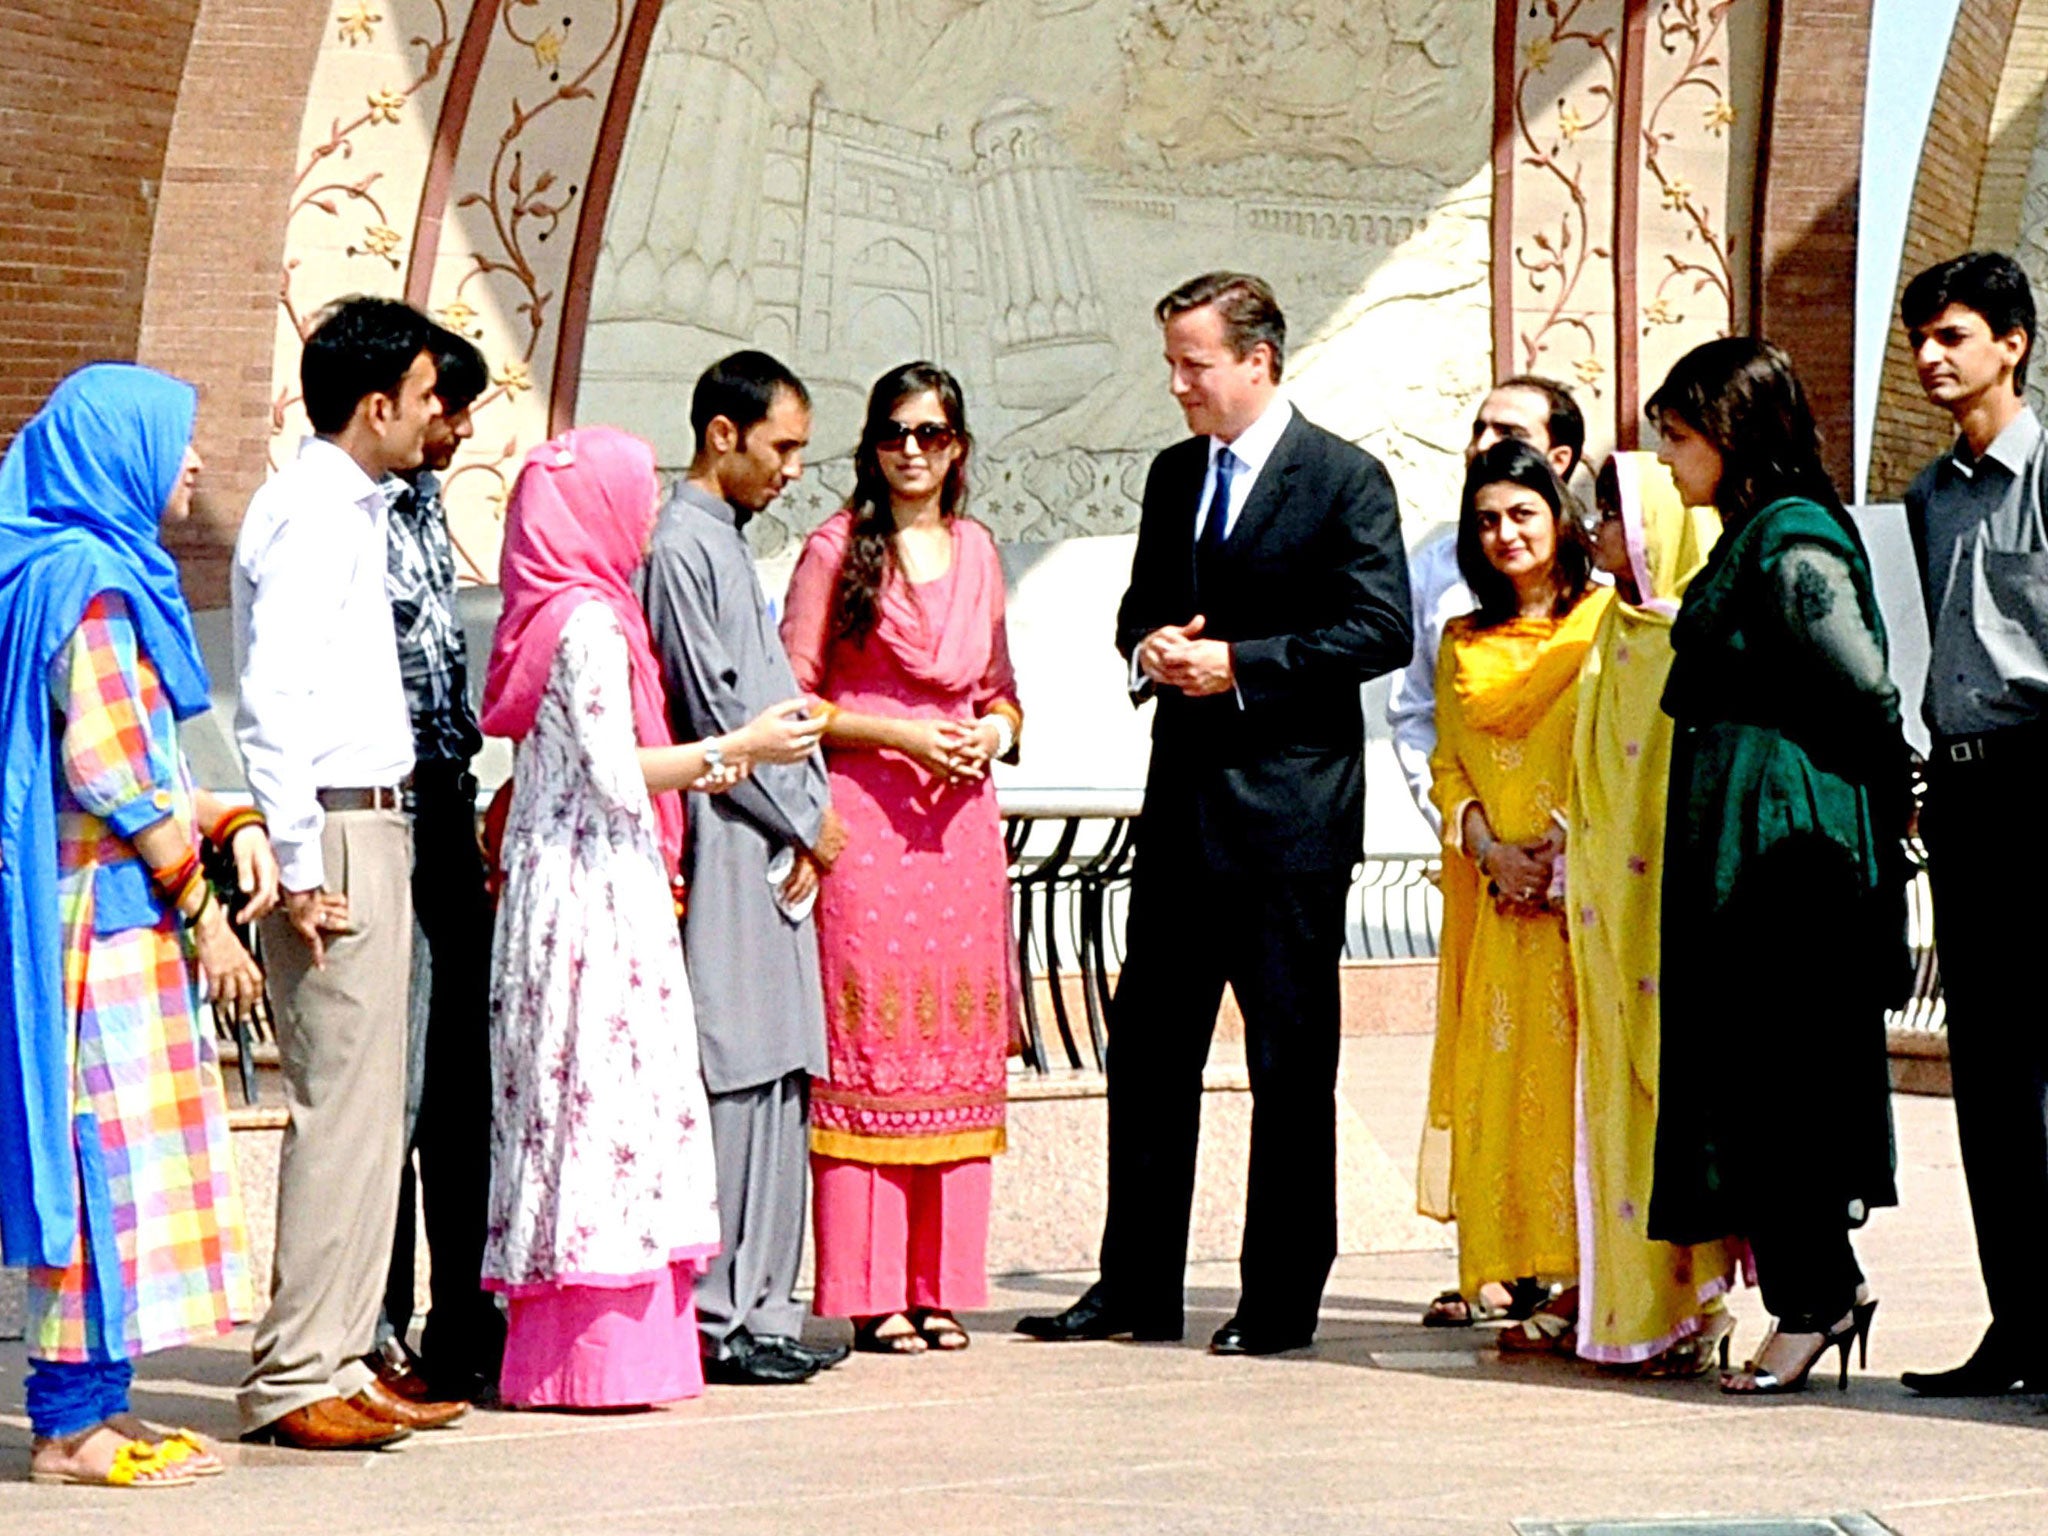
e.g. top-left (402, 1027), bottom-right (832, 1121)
top-left (704, 737), bottom-right (726, 774)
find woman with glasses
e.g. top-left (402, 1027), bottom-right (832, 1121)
top-left (780, 362), bottom-right (1023, 1355)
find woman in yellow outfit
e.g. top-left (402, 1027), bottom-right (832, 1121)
top-left (1422, 441), bottom-right (1608, 1339)
top-left (1567, 453), bottom-right (1736, 1373)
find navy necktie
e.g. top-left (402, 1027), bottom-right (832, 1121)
top-left (1196, 447), bottom-right (1236, 599)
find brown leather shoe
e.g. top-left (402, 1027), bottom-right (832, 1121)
top-left (371, 1356), bottom-right (440, 1404)
top-left (243, 1397), bottom-right (413, 1450)
top-left (350, 1376), bottom-right (469, 1430)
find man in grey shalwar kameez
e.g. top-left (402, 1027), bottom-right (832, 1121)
top-left (640, 352), bottom-right (850, 1386)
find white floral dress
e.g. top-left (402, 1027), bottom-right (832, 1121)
top-left (483, 601), bottom-right (719, 1295)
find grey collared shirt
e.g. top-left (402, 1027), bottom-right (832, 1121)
top-left (1906, 407), bottom-right (2048, 737)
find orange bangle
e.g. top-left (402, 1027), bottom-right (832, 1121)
top-left (153, 849), bottom-right (201, 899)
top-left (208, 806), bottom-right (265, 847)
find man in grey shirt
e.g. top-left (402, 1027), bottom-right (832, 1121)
top-left (1897, 252), bottom-right (2048, 1399)
top-left (641, 351), bottom-right (850, 1386)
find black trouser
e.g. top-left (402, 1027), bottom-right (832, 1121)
top-left (1925, 743), bottom-right (2048, 1369)
top-left (1097, 861), bottom-right (1350, 1336)
top-left (381, 761), bottom-right (505, 1390)
top-left (1748, 1220), bottom-right (1864, 1327)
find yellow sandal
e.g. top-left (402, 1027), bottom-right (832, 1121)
top-left (29, 1436), bottom-right (194, 1489)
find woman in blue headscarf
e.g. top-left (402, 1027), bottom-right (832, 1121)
top-left (0, 365), bottom-right (278, 1488)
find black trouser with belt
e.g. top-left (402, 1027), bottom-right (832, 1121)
top-left (1098, 857), bottom-right (1351, 1338)
top-left (1925, 725), bottom-right (2048, 1371)
top-left (381, 760), bottom-right (504, 1391)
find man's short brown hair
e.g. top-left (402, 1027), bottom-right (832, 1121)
top-left (1155, 271), bottom-right (1287, 382)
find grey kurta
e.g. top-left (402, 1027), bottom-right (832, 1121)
top-left (641, 482), bottom-right (830, 1093)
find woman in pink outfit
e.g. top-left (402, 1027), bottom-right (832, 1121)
top-left (781, 363), bottom-right (1023, 1355)
top-left (479, 428), bottom-right (823, 1407)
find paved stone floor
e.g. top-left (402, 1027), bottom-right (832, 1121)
top-left (3, 1038), bottom-right (2040, 1536)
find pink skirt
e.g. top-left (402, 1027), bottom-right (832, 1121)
top-left (498, 1259), bottom-right (707, 1409)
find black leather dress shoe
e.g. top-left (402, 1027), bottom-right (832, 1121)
top-left (1901, 1344), bottom-right (2037, 1396)
top-left (1209, 1318), bottom-right (1315, 1357)
top-left (1016, 1282), bottom-right (1182, 1343)
top-left (703, 1328), bottom-right (819, 1385)
top-left (760, 1334), bottom-right (852, 1371)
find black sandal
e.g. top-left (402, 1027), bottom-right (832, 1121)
top-left (853, 1314), bottom-right (928, 1354)
top-left (912, 1309), bottom-right (970, 1351)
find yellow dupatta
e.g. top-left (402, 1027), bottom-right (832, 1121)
top-left (1565, 452), bottom-right (1730, 1361)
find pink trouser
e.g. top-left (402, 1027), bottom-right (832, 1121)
top-left (810, 1155), bottom-right (992, 1318)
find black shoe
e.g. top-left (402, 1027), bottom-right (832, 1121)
top-left (1015, 1282), bottom-right (1182, 1343)
top-left (703, 1327), bottom-right (819, 1385)
top-left (759, 1334), bottom-right (851, 1372)
top-left (1902, 1332), bottom-right (2036, 1397)
top-left (1209, 1317), bottom-right (1315, 1357)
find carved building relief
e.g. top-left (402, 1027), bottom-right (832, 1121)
top-left (579, 0), bottom-right (1497, 555)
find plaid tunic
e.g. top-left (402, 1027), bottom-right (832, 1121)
top-left (28, 594), bottom-right (253, 1362)
top-left (386, 470), bottom-right (483, 765)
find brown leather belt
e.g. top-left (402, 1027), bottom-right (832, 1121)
top-left (316, 784), bottom-right (407, 812)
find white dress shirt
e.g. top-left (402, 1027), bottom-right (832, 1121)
top-left (1383, 527), bottom-right (1475, 838)
top-left (232, 436), bottom-right (415, 891)
top-left (1131, 391), bottom-right (1299, 701)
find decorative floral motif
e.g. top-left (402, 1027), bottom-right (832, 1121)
top-left (272, 3), bottom-right (454, 452)
top-left (1510, 1), bottom-right (1621, 395)
top-left (494, 358), bottom-right (534, 395)
top-left (1640, 0), bottom-right (1738, 336)
top-left (337, 2), bottom-right (381, 45)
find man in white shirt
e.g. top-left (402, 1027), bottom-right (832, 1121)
top-left (1384, 376), bottom-right (1585, 835)
top-left (234, 297), bottom-right (466, 1450)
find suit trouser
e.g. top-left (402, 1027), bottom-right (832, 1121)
top-left (238, 809), bottom-right (411, 1432)
top-left (695, 1072), bottom-right (809, 1353)
top-left (1098, 861), bottom-right (1350, 1336)
top-left (1925, 752), bottom-right (2048, 1369)
top-left (380, 765), bottom-right (505, 1388)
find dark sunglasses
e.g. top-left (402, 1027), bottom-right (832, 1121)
top-left (874, 421), bottom-right (958, 454)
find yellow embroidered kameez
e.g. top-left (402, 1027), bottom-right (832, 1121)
top-left (1566, 455), bottom-right (1734, 1364)
top-left (1421, 586), bottom-right (1610, 1299)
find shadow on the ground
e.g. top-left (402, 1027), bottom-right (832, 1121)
top-left (970, 1280), bottom-right (2048, 1433)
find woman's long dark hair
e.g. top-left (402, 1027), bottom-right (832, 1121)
top-left (834, 361), bottom-right (973, 645)
top-left (1645, 337), bottom-right (1847, 530)
top-left (1456, 439), bottom-right (1590, 627)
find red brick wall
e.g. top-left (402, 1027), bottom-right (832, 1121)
top-left (0, 2), bottom-right (201, 445)
top-left (1754, 0), bottom-right (1870, 497)
top-left (139, 0), bottom-right (329, 607)
top-left (1868, 0), bottom-right (2023, 499)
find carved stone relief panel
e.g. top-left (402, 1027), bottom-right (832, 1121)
top-left (580, 0), bottom-right (1497, 556)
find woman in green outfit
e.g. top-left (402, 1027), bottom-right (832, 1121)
top-left (1647, 338), bottom-right (1908, 1397)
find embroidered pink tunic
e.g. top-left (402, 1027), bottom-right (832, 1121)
top-left (780, 511), bottom-right (1021, 1167)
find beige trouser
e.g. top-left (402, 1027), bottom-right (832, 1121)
top-left (238, 808), bottom-right (412, 1432)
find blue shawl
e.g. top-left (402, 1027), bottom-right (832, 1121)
top-left (0, 364), bottom-right (208, 1268)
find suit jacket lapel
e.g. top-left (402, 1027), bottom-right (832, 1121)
top-left (1220, 406), bottom-right (1307, 557)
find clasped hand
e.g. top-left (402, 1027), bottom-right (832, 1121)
top-left (1481, 828), bottom-right (1564, 913)
top-left (1138, 615), bottom-right (1234, 697)
top-left (901, 717), bottom-right (1002, 785)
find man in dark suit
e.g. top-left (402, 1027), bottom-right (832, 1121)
top-left (1019, 271), bottom-right (1412, 1355)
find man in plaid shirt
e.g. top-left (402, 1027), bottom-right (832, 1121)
top-left (371, 324), bottom-right (504, 1403)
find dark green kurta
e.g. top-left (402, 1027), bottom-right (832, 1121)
top-left (1650, 496), bottom-right (1907, 1245)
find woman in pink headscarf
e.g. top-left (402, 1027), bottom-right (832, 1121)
top-left (478, 427), bottom-right (823, 1409)
top-left (781, 364), bottom-right (1023, 1355)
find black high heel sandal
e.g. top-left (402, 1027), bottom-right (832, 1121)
top-left (1722, 1297), bottom-right (1878, 1396)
